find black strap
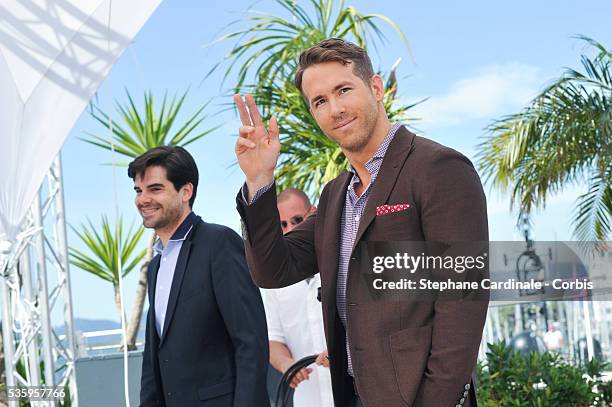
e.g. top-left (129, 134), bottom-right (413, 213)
top-left (274, 354), bottom-right (318, 407)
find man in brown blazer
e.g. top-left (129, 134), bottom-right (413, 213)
top-left (233, 38), bottom-right (489, 407)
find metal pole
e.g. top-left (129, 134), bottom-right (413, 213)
top-left (0, 256), bottom-right (18, 407)
top-left (50, 154), bottom-right (78, 405)
top-left (492, 306), bottom-right (502, 342)
top-left (572, 301), bottom-right (580, 362)
top-left (20, 251), bottom-right (42, 388)
top-left (582, 300), bottom-right (594, 361)
top-left (33, 195), bottom-right (56, 396)
top-left (514, 304), bottom-right (522, 334)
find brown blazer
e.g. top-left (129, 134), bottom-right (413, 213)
top-left (237, 127), bottom-right (489, 407)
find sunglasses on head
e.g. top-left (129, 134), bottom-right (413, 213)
top-left (281, 215), bottom-right (305, 229)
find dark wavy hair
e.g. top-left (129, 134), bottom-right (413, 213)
top-left (127, 146), bottom-right (199, 207)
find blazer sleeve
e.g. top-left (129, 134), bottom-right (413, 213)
top-left (140, 265), bottom-right (162, 406)
top-left (414, 148), bottom-right (490, 406)
top-left (236, 182), bottom-right (318, 288)
top-left (211, 227), bottom-right (270, 407)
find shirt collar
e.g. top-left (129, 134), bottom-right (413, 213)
top-left (153, 211), bottom-right (200, 253)
top-left (348, 122), bottom-right (404, 175)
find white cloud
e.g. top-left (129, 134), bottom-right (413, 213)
top-left (409, 64), bottom-right (544, 128)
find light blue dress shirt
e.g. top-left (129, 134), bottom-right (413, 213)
top-left (152, 212), bottom-right (198, 337)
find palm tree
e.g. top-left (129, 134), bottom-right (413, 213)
top-left (211, 0), bottom-right (416, 195)
top-left (69, 217), bottom-right (146, 350)
top-left (476, 36), bottom-right (611, 241)
top-left (82, 89), bottom-right (217, 348)
top-left (85, 89), bottom-right (219, 161)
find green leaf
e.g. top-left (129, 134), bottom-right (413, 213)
top-left (83, 89), bottom-right (217, 160)
top-left (69, 216), bottom-right (146, 284)
top-left (476, 36), bottom-right (611, 241)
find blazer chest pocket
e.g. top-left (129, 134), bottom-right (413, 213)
top-left (198, 378), bottom-right (234, 400)
top-left (389, 325), bottom-right (433, 404)
top-left (370, 209), bottom-right (415, 240)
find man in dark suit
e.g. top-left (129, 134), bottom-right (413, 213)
top-left (233, 38), bottom-right (489, 407)
top-left (132, 146), bottom-right (269, 407)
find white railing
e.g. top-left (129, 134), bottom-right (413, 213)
top-left (59, 330), bottom-right (144, 356)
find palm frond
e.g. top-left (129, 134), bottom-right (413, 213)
top-left (572, 167), bottom-right (612, 241)
top-left (83, 89), bottom-right (217, 161)
top-left (476, 36), bottom-right (611, 240)
top-left (69, 216), bottom-right (147, 284)
top-left (207, 0), bottom-right (410, 92)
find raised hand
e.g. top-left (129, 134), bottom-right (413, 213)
top-left (233, 94), bottom-right (280, 199)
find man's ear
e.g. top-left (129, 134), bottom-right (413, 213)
top-left (181, 183), bottom-right (193, 204)
top-left (309, 205), bottom-right (317, 215)
top-left (370, 74), bottom-right (385, 102)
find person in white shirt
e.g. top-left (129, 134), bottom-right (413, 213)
top-left (544, 322), bottom-right (564, 351)
top-left (262, 188), bottom-right (334, 407)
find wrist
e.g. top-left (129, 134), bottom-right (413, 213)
top-left (280, 357), bottom-right (295, 373)
top-left (246, 175), bottom-right (274, 199)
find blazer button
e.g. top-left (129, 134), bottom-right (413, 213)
top-left (167, 392), bottom-right (172, 396)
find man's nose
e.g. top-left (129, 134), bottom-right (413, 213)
top-left (329, 97), bottom-right (346, 118)
top-left (136, 192), bottom-right (151, 206)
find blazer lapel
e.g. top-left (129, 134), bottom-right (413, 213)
top-left (320, 170), bottom-right (352, 350)
top-left (159, 239), bottom-right (192, 347)
top-left (320, 170), bottom-right (352, 300)
top-left (148, 255), bottom-right (161, 307)
top-left (353, 127), bottom-right (416, 249)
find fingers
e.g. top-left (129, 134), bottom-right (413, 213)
top-left (290, 367), bottom-right (312, 388)
top-left (235, 136), bottom-right (255, 150)
top-left (233, 94), bottom-right (252, 126)
top-left (269, 116), bottom-right (279, 140)
top-left (238, 125), bottom-right (255, 139)
top-left (245, 94), bottom-right (263, 126)
top-left (235, 94), bottom-right (278, 141)
top-left (315, 351), bottom-right (330, 368)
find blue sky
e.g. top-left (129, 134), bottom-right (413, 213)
top-left (58, 0), bottom-right (612, 322)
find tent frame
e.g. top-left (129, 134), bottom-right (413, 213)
top-left (0, 154), bottom-right (78, 407)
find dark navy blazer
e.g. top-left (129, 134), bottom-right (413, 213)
top-left (140, 216), bottom-right (269, 407)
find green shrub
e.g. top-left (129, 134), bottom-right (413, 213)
top-left (478, 341), bottom-right (612, 406)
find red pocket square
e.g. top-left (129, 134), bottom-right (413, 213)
top-left (376, 203), bottom-right (410, 216)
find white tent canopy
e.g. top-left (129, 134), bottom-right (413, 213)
top-left (0, 0), bottom-right (161, 254)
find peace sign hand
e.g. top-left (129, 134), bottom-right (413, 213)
top-left (233, 94), bottom-right (280, 199)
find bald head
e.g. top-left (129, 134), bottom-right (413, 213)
top-left (277, 188), bottom-right (314, 234)
top-left (278, 188), bottom-right (311, 207)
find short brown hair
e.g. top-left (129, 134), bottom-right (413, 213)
top-left (294, 38), bottom-right (374, 94)
top-left (127, 146), bottom-right (199, 208)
